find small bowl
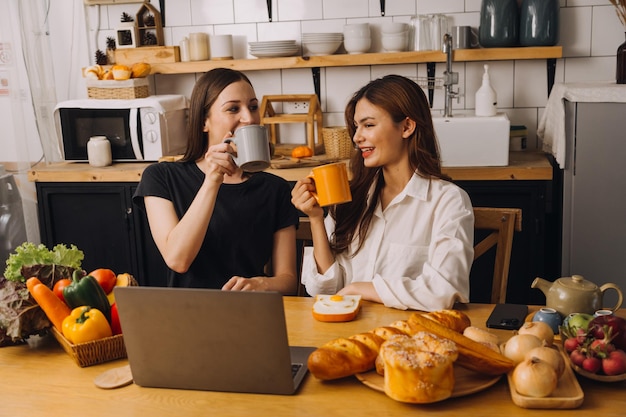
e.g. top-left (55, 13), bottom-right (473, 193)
top-left (381, 22), bottom-right (408, 34)
top-left (532, 307), bottom-right (562, 334)
top-left (381, 33), bottom-right (408, 52)
top-left (344, 37), bottom-right (371, 54)
top-left (343, 23), bottom-right (371, 39)
top-left (303, 40), bottom-right (342, 56)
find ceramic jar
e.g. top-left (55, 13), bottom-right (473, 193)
top-left (519, 0), bottom-right (560, 46)
top-left (87, 136), bottom-right (112, 167)
top-left (479, 0), bottom-right (519, 48)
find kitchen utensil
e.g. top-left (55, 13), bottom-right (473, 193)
top-left (532, 307), bottom-right (562, 334)
top-left (452, 26), bottom-right (479, 49)
top-left (531, 275), bottom-right (624, 318)
top-left (94, 364), bottom-right (133, 389)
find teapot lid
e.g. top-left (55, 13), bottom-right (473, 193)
top-left (558, 274), bottom-right (598, 290)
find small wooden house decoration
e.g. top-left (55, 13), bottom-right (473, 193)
top-left (135, 2), bottom-right (164, 47)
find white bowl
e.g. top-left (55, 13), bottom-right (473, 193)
top-left (303, 40), bottom-right (342, 56)
top-left (344, 37), bottom-right (371, 54)
top-left (381, 22), bottom-right (408, 34)
top-left (343, 23), bottom-right (371, 39)
top-left (382, 33), bottom-right (408, 52)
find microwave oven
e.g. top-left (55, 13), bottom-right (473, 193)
top-left (54, 95), bottom-right (189, 162)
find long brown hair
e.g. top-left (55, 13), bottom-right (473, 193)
top-left (330, 74), bottom-right (450, 254)
top-left (179, 68), bottom-right (254, 162)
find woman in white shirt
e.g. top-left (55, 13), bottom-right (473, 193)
top-left (291, 75), bottom-right (474, 311)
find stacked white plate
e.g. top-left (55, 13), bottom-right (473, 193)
top-left (249, 40), bottom-right (300, 58)
top-left (302, 32), bottom-right (343, 56)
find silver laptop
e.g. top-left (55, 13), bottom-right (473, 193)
top-left (114, 287), bottom-right (315, 395)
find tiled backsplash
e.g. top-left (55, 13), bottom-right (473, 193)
top-left (80, 0), bottom-right (624, 149)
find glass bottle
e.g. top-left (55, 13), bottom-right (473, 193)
top-left (618, 33), bottom-right (626, 84)
top-left (519, 0), bottom-right (560, 46)
top-left (479, 0), bottom-right (519, 48)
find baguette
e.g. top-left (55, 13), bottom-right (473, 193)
top-left (423, 310), bottom-right (471, 333)
top-left (307, 333), bottom-right (384, 380)
top-left (408, 312), bottom-right (515, 375)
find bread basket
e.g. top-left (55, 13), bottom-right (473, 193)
top-left (86, 78), bottom-right (150, 99)
top-left (322, 126), bottom-right (353, 159)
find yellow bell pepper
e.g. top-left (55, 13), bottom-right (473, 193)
top-left (62, 306), bottom-right (112, 344)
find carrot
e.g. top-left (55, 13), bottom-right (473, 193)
top-left (26, 277), bottom-right (71, 331)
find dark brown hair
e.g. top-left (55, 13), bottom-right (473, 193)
top-left (180, 68), bottom-right (254, 162)
top-left (330, 74), bottom-right (450, 254)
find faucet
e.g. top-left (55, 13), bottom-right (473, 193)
top-left (442, 33), bottom-right (459, 117)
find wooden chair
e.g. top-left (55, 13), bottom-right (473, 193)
top-left (472, 207), bottom-right (522, 304)
top-left (295, 208), bottom-right (522, 303)
top-left (295, 218), bottom-right (313, 296)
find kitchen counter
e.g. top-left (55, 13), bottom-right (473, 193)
top-left (1, 298), bottom-right (623, 417)
top-left (27, 151), bottom-right (553, 183)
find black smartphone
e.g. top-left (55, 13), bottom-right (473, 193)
top-left (486, 303), bottom-right (528, 330)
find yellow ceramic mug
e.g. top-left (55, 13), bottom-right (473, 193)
top-left (308, 162), bottom-right (352, 207)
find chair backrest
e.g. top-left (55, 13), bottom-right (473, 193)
top-left (296, 218), bottom-right (313, 296)
top-left (472, 207), bottom-right (522, 304)
top-left (296, 208), bottom-right (523, 303)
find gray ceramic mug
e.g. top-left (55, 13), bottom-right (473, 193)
top-left (224, 125), bottom-right (271, 172)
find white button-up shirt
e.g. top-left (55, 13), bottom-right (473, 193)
top-left (301, 173), bottom-right (474, 311)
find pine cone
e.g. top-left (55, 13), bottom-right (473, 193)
top-left (106, 36), bottom-right (116, 50)
top-left (95, 49), bottom-right (108, 65)
top-left (143, 32), bottom-right (157, 46)
top-left (144, 14), bottom-right (155, 27)
top-left (121, 12), bottom-right (134, 22)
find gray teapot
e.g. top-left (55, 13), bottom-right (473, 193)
top-left (531, 274), bottom-right (623, 317)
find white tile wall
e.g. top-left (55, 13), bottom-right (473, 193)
top-left (76, 0), bottom-right (626, 149)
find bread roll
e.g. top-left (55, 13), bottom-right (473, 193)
top-left (379, 332), bottom-right (458, 403)
top-left (131, 62), bottom-right (151, 78)
top-left (408, 312), bottom-right (515, 375)
top-left (463, 326), bottom-right (499, 345)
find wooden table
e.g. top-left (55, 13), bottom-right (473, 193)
top-left (3, 299), bottom-right (624, 417)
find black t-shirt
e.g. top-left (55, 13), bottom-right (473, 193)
top-left (133, 161), bottom-right (299, 288)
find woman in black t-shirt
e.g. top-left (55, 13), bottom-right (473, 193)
top-left (134, 68), bottom-right (299, 292)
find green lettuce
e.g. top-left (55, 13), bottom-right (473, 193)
top-left (3, 242), bottom-right (84, 282)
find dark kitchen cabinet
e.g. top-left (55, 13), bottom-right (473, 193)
top-left (35, 182), bottom-right (168, 287)
top-left (457, 170), bottom-right (560, 305)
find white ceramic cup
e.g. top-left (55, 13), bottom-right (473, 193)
top-left (224, 125), bottom-right (271, 172)
top-left (210, 34), bottom-right (233, 60)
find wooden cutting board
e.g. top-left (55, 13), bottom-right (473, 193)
top-left (270, 157), bottom-right (330, 169)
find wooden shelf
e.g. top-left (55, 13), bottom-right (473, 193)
top-left (147, 46), bottom-right (562, 75)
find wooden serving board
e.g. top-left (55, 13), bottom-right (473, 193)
top-left (506, 347), bottom-right (584, 409)
top-left (356, 366), bottom-right (501, 401)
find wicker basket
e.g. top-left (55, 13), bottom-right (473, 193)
top-left (86, 78), bottom-right (150, 99)
top-left (50, 327), bottom-right (127, 367)
top-left (322, 126), bottom-right (353, 159)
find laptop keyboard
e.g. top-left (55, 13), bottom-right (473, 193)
top-left (291, 363), bottom-right (303, 378)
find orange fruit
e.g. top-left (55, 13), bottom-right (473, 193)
top-left (291, 145), bottom-right (313, 158)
